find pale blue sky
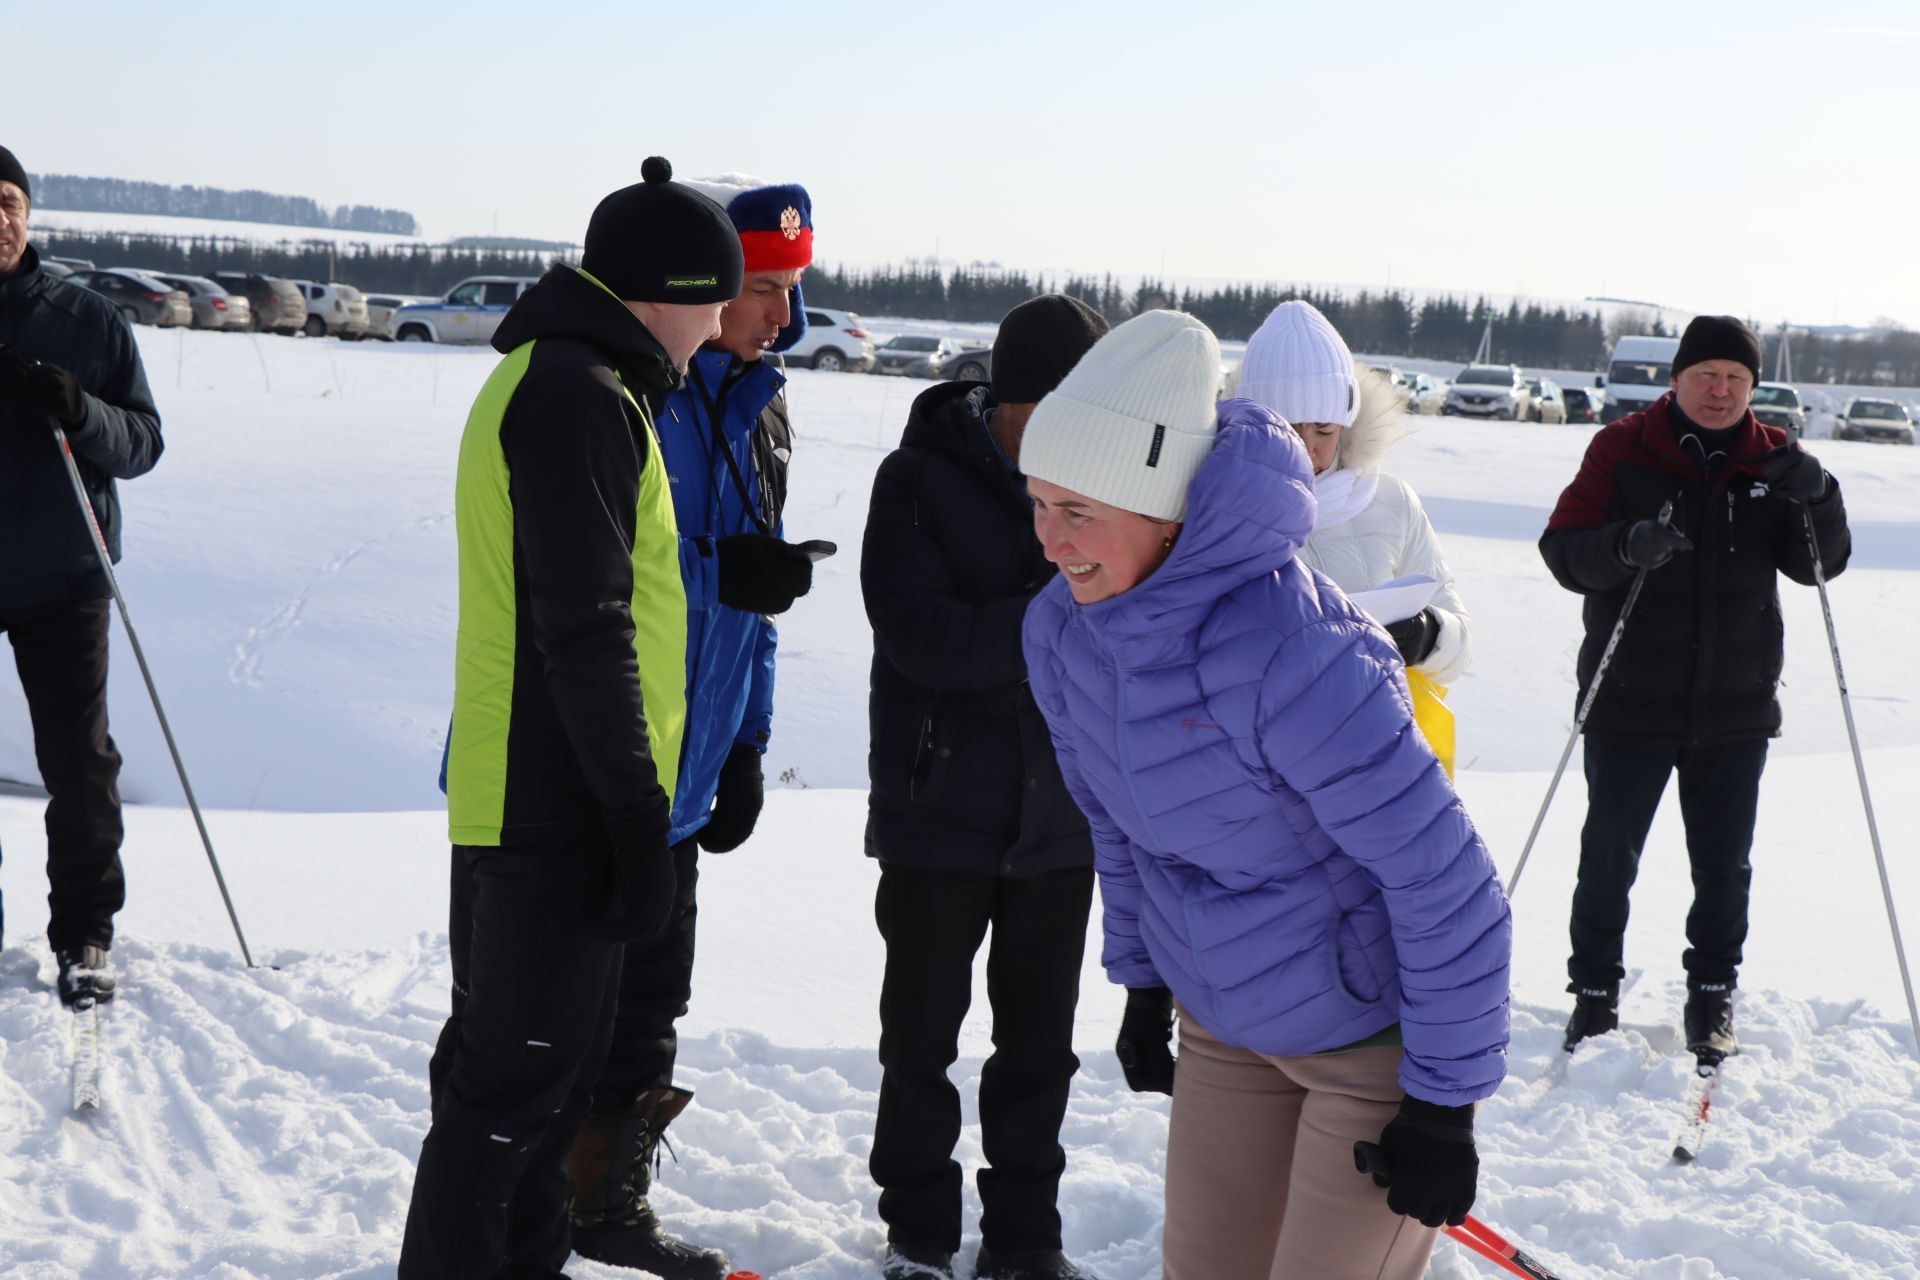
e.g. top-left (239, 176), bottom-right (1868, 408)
top-left (14, 0), bottom-right (1919, 327)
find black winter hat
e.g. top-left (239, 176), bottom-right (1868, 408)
top-left (581, 156), bottom-right (743, 305)
top-left (991, 294), bottom-right (1111, 404)
top-left (0, 145), bottom-right (28, 201)
top-left (1673, 314), bottom-right (1762, 385)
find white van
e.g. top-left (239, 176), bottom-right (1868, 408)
top-left (1600, 334), bottom-right (1681, 423)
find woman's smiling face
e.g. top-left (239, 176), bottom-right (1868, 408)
top-left (1029, 475), bottom-right (1180, 604)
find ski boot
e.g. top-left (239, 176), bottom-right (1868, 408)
top-left (1684, 981), bottom-right (1737, 1066)
top-left (57, 946), bottom-right (116, 1008)
top-left (1562, 983), bottom-right (1618, 1052)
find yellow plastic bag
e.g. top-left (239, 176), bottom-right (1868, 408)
top-left (1406, 668), bottom-right (1455, 780)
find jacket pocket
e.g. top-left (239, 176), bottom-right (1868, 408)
top-left (908, 693), bottom-right (942, 801)
top-left (1329, 908), bottom-right (1384, 1006)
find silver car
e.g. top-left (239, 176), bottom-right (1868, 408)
top-left (154, 273), bottom-right (252, 331)
top-left (293, 281), bottom-right (371, 339)
top-left (1443, 365), bottom-right (1532, 420)
top-left (871, 334), bottom-right (963, 378)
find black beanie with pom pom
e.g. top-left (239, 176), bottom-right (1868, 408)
top-left (581, 156), bottom-right (743, 304)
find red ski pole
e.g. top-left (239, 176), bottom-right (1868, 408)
top-left (1354, 1141), bottom-right (1568, 1279)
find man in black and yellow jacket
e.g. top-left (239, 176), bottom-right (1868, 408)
top-left (400, 157), bottom-right (744, 1280)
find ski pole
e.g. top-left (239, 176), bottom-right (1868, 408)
top-left (1800, 505), bottom-right (1920, 1057)
top-left (1507, 501), bottom-right (1674, 898)
top-left (51, 423), bottom-right (259, 969)
top-left (1354, 1142), bottom-right (1568, 1279)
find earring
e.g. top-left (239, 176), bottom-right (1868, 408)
top-left (1161, 534), bottom-right (1174, 550)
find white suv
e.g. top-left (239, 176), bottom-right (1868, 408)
top-left (390, 276), bottom-right (538, 345)
top-left (292, 281), bottom-right (371, 339)
top-left (780, 307), bottom-right (876, 372)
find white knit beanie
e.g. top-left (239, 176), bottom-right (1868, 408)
top-left (1019, 309), bottom-right (1221, 522)
top-left (1235, 300), bottom-right (1359, 428)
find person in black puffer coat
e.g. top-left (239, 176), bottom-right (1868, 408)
top-left (0, 145), bottom-right (163, 1007)
top-left (1540, 314), bottom-right (1850, 1066)
top-left (861, 295), bottom-right (1109, 1280)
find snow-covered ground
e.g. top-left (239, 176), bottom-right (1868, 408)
top-left (1, 327), bottom-right (1917, 1279)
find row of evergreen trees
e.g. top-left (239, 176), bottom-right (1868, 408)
top-left (31, 174), bottom-right (417, 236)
top-left (800, 262), bottom-right (1617, 367)
top-left (34, 230), bottom-right (553, 298)
top-left (32, 228), bottom-right (1920, 384)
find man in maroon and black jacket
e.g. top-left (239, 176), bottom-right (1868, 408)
top-left (1540, 315), bottom-right (1850, 1065)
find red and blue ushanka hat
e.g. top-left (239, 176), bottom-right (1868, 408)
top-left (687, 175), bottom-right (814, 353)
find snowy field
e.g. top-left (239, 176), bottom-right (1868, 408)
top-left (1, 326), bottom-right (1918, 1279)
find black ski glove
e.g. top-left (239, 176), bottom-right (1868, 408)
top-left (0, 346), bottom-right (85, 425)
top-left (698, 743), bottom-right (765, 853)
top-left (595, 835), bottom-right (677, 943)
top-left (1763, 444), bottom-right (1831, 503)
top-left (1385, 608), bottom-right (1440, 666)
top-left (1115, 986), bottom-right (1176, 1095)
top-left (1366, 1095), bottom-right (1479, 1228)
top-left (1618, 519), bottom-right (1693, 571)
top-left (715, 533), bottom-right (814, 615)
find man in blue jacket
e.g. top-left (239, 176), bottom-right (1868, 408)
top-left (566, 177), bottom-right (821, 1280)
top-left (0, 144), bottom-right (164, 1005)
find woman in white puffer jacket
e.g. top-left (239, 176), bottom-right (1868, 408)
top-left (1228, 300), bottom-right (1473, 684)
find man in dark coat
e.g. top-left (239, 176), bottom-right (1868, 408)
top-left (861, 295), bottom-right (1109, 1280)
top-left (0, 144), bottom-right (164, 1006)
top-left (1540, 314), bottom-right (1851, 1064)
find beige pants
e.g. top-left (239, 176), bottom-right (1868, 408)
top-left (1162, 1012), bottom-right (1437, 1280)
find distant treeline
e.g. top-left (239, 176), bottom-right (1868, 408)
top-left (34, 229), bottom-right (559, 298)
top-left (32, 226), bottom-right (1920, 384)
top-left (29, 174), bottom-right (418, 236)
top-left (800, 261), bottom-right (1617, 368)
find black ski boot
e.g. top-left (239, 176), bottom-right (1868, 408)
top-left (1684, 981), bottom-right (1737, 1066)
top-left (1562, 983), bottom-right (1618, 1052)
top-left (974, 1247), bottom-right (1103, 1280)
top-left (567, 1085), bottom-right (730, 1280)
top-left (57, 946), bottom-right (116, 1008)
top-left (882, 1240), bottom-right (956, 1279)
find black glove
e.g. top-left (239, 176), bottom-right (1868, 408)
top-left (0, 346), bottom-right (85, 425)
top-left (1385, 608), bottom-right (1440, 666)
top-left (595, 838), bottom-right (678, 943)
top-left (715, 533), bottom-right (814, 615)
top-left (1619, 519), bottom-right (1693, 571)
top-left (1367, 1095), bottom-right (1479, 1228)
top-left (1115, 986), bottom-right (1176, 1094)
top-left (698, 743), bottom-right (765, 853)
top-left (1764, 444), bottom-right (1830, 503)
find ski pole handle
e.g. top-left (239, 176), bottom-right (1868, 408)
top-left (1354, 1142), bottom-right (1568, 1279)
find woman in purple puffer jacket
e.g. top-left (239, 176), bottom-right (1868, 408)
top-left (1018, 310), bottom-right (1511, 1280)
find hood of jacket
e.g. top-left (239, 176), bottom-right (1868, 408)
top-left (491, 266), bottom-right (678, 397)
top-left (1068, 396), bottom-right (1316, 655)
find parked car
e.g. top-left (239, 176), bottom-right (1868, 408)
top-left (1562, 386), bottom-right (1605, 424)
top-left (208, 271), bottom-right (308, 335)
top-left (1525, 378), bottom-right (1567, 423)
top-left (1443, 364), bottom-right (1533, 420)
top-left (780, 306), bottom-right (876, 372)
top-left (871, 334), bottom-right (964, 378)
top-left (1833, 397), bottom-right (1915, 445)
top-left (291, 280), bottom-right (371, 339)
top-left (1405, 372), bottom-right (1447, 414)
top-left (153, 273), bottom-right (252, 331)
top-left (388, 276), bottom-right (537, 345)
top-left (40, 258), bottom-right (74, 280)
top-left (1371, 364), bottom-right (1410, 407)
top-left (45, 254), bottom-right (94, 271)
top-left (65, 269), bottom-right (192, 327)
top-left (1751, 382), bottom-right (1807, 441)
top-left (933, 342), bottom-right (993, 382)
top-left (362, 292), bottom-right (434, 341)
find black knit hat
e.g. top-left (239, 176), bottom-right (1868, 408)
top-left (991, 294), bottom-right (1111, 404)
top-left (581, 156), bottom-right (743, 304)
top-left (0, 145), bottom-right (28, 201)
top-left (1673, 314), bottom-right (1762, 384)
